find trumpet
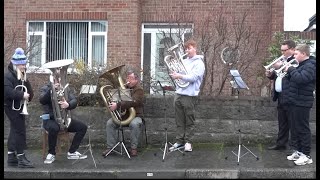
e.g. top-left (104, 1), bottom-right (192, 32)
top-left (275, 59), bottom-right (299, 77)
top-left (263, 55), bottom-right (285, 71)
top-left (12, 84), bottom-right (29, 115)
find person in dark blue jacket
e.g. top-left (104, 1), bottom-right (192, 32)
top-left (283, 44), bottom-right (316, 166)
top-left (265, 40), bottom-right (296, 151)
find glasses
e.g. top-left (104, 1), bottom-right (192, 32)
top-left (281, 49), bottom-right (289, 52)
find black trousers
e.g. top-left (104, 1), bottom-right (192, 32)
top-left (289, 105), bottom-right (311, 156)
top-left (5, 106), bottom-right (27, 154)
top-left (43, 118), bottom-right (87, 155)
top-left (276, 105), bottom-right (291, 147)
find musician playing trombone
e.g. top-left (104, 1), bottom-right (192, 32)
top-left (4, 48), bottom-right (34, 168)
top-left (169, 39), bottom-right (205, 152)
top-left (265, 40), bottom-right (296, 152)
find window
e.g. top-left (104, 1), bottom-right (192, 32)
top-left (27, 21), bottom-right (107, 72)
top-left (141, 23), bottom-right (193, 94)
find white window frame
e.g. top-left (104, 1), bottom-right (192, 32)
top-left (26, 21), bottom-right (108, 73)
top-left (141, 23), bottom-right (193, 94)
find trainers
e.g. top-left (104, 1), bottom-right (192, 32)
top-left (67, 151), bottom-right (87, 160)
top-left (169, 143), bottom-right (184, 151)
top-left (44, 153), bottom-right (55, 164)
top-left (184, 142), bottom-right (192, 152)
top-left (294, 154), bottom-right (313, 166)
top-left (287, 151), bottom-right (301, 161)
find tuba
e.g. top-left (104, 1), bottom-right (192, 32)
top-left (164, 43), bottom-right (190, 88)
top-left (42, 59), bottom-right (74, 130)
top-left (99, 65), bottom-right (136, 126)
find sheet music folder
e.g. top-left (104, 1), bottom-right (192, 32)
top-left (229, 70), bottom-right (249, 90)
top-left (109, 89), bottom-right (133, 102)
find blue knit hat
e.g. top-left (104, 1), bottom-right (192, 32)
top-left (11, 48), bottom-right (27, 65)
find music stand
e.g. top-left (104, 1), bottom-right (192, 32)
top-left (104, 88), bottom-right (132, 159)
top-left (158, 81), bottom-right (184, 162)
top-left (227, 70), bottom-right (259, 165)
top-left (73, 85), bottom-right (98, 168)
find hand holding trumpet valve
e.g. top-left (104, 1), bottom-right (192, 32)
top-left (23, 92), bottom-right (30, 100)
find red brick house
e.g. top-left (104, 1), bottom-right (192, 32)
top-left (4, 0), bottom-right (316, 96)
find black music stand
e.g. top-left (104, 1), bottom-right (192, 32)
top-left (157, 81), bottom-right (184, 162)
top-left (73, 85), bottom-right (98, 168)
top-left (104, 88), bottom-right (132, 159)
top-left (227, 70), bottom-right (259, 165)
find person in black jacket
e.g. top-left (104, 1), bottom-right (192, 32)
top-left (39, 70), bottom-right (88, 164)
top-left (283, 44), bottom-right (316, 166)
top-left (265, 40), bottom-right (296, 151)
top-left (4, 48), bottom-right (34, 168)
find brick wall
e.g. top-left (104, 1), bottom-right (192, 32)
top-left (3, 96), bottom-right (317, 148)
top-left (4, 0), bottom-right (316, 97)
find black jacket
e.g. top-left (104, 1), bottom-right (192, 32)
top-left (287, 56), bottom-right (316, 108)
top-left (39, 82), bottom-right (77, 120)
top-left (4, 62), bottom-right (34, 109)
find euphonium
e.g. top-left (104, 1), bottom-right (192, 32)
top-left (42, 59), bottom-right (74, 130)
top-left (164, 43), bottom-right (190, 88)
top-left (12, 71), bottom-right (28, 115)
top-left (99, 65), bottom-right (136, 126)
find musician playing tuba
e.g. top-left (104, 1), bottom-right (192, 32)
top-left (102, 68), bottom-right (145, 157)
top-left (40, 59), bottom-right (88, 164)
top-left (4, 47), bottom-right (34, 168)
top-left (168, 39), bottom-right (205, 152)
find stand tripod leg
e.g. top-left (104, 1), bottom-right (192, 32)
top-left (242, 144), bottom-right (259, 160)
top-left (104, 129), bottom-right (131, 159)
top-left (121, 142), bottom-right (131, 159)
top-left (162, 142), bottom-right (168, 161)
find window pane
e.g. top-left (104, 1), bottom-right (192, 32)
top-left (46, 22), bottom-right (88, 63)
top-left (92, 35), bottom-right (105, 66)
top-left (91, 22), bottom-right (106, 32)
top-left (29, 22), bottom-right (44, 32)
top-left (28, 35), bottom-right (42, 66)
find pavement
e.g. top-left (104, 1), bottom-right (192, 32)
top-left (3, 143), bottom-right (317, 179)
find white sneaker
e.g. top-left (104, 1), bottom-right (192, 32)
top-left (184, 142), bottom-right (192, 152)
top-left (67, 151), bottom-right (87, 160)
top-left (44, 153), bottom-right (55, 164)
top-left (287, 151), bottom-right (301, 161)
top-left (169, 143), bottom-right (184, 151)
top-left (294, 154), bottom-right (313, 166)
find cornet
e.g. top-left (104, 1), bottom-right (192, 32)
top-left (12, 84), bottom-right (29, 115)
top-left (275, 59), bottom-right (299, 78)
top-left (263, 55), bottom-right (285, 71)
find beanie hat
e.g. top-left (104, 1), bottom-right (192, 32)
top-left (11, 48), bottom-right (27, 65)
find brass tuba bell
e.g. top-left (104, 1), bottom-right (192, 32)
top-left (99, 65), bottom-right (136, 126)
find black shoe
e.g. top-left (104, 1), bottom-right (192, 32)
top-left (7, 153), bottom-right (18, 167)
top-left (17, 154), bottom-right (34, 168)
top-left (267, 145), bottom-right (286, 150)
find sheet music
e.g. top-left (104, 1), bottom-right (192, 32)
top-left (229, 70), bottom-right (249, 90)
top-left (109, 89), bottom-right (133, 101)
